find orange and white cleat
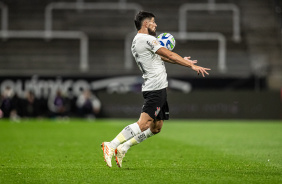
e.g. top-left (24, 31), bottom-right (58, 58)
top-left (115, 145), bottom-right (126, 168)
top-left (101, 142), bottom-right (115, 168)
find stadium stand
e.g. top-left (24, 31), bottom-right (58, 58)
top-left (0, 0), bottom-right (281, 88)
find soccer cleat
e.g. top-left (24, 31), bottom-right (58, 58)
top-left (101, 142), bottom-right (115, 168)
top-left (115, 145), bottom-right (126, 168)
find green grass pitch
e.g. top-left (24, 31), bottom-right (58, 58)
top-left (0, 118), bottom-right (282, 184)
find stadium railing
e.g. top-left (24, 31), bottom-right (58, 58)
top-left (178, 3), bottom-right (241, 43)
top-left (43, 1), bottom-right (143, 73)
top-left (0, 1), bottom-right (89, 72)
top-left (0, 30), bottom-right (89, 72)
top-left (44, 2), bottom-right (142, 33)
top-left (1, 1), bottom-right (233, 74)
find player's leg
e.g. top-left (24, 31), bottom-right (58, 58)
top-left (101, 121), bottom-right (141, 168)
top-left (121, 119), bottom-right (163, 151)
top-left (115, 89), bottom-right (169, 167)
top-left (101, 112), bottom-right (153, 167)
top-left (115, 112), bottom-right (156, 151)
top-left (108, 89), bottom-right (165, 150)
top-left (137, 112), bottom-right (155, 131)
top-left (109, 111), bottom-right (153, 148)
top-left (115, 119), bottom-right (163, 167)
top-left (150, 119), bottom-right (163, 134)
top-left (103, 89), bottom-right (168, 168)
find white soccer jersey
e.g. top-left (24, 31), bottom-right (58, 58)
top-left (131, 33), bottom-right (168, 91)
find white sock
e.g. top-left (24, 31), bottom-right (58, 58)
top-left (109, 122), bottom-right (141, 149)
top-left (121, 128), bottom-right (154, 153)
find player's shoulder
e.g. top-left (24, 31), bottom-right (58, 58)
top-left (136, 33), bottom-right (156, 41)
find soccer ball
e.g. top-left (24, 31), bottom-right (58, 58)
top-left (157, 33), bottom-right (176, 51)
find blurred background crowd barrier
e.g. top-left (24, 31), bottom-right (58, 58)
top-left (0, 0), bottom-right (281, 120)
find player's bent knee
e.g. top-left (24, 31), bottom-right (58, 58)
top-left (151, 128), bottom-right (162, 134)
top-left (137, 112), bottom-right (154, 131)
top-left (150, 119), bottom-right (163, 134)
top-left (137, 120), bottom-right (153, 131)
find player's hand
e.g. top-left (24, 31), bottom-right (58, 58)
top-left (191, 65), bottom-right (211, 77)
top-left (184, 56), bottom-right (197, 64)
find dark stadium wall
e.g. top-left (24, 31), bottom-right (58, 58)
top-left (98, 91), bottom-right (281, 120)
top-left (0, 76), bottom-right (280, 119)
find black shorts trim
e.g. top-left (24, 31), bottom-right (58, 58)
top-left (142, 88), bottom-right (169, 120)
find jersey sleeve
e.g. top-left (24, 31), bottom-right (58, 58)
top-left (145, 35), bottom-right (163, 53)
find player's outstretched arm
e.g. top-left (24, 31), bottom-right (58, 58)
top-left (160, 55), bottom-right (176, 64)
top-left (156, 47), bottom-right (211, 77)
top-left (160, 56), bottom-right (197, 65)
top-left (184, 56), bottom-right (198, 64)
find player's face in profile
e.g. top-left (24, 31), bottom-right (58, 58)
top-left (147, 18), bottom-right (157, 36)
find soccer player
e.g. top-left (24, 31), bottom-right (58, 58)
top-left (101, 11), bottom-right (210, 168)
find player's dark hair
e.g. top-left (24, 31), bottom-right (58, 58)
top-left (134, 11), bottom-right (155, 31)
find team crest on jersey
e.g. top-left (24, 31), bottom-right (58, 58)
top-left (155, 107), bottom-right (161, 117)
top-left (152, 40), bottom-right (159, 46)
top-left (146, 41), bottom-right (154, 50)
